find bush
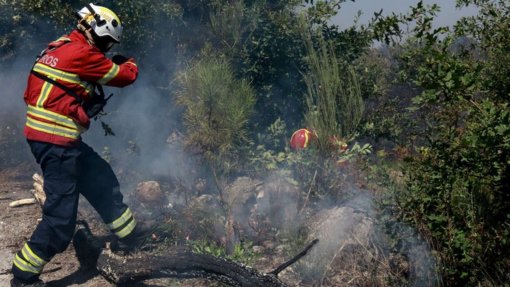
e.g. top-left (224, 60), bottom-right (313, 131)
top-left (381, 2), bottom-right (510, 284)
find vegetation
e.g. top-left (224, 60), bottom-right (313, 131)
top-left (371, 1), bottom-right (510, 285)
top-left (1, 0), bottom-right (510, 285)
top-left (175, 54), bottom-right (256, 174)
top-left (301, 16), bottom-right (364, 154)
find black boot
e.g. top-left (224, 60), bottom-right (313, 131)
top-left (73, 227), bottom-right (104, 269)
top-left (10, 278), bottom-right (47, 287)
top-left (110, 222), bottom-right (152, 253)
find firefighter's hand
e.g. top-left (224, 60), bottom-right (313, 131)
top-left (112, 55), bottom-right (131, 64)
top-left (83, 96), bottom-right (107, 118)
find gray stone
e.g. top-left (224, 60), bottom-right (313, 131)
top-left (135, 181), bottom-right (166, 205)
top-left (253, 176), bottom-right (300, 231)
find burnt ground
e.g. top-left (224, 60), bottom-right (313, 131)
top-left (0, 163), bottom-right (400, 287)
top-left (0, 166), bottom-right (238, 287)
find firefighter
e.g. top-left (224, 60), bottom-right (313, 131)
top-left (11, 4), bottom-right (142, 287)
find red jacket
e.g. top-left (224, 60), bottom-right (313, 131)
top-left (23, 30), bottom-right (138, 146)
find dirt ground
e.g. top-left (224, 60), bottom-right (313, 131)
top-left (0, 167), bottom-right (216, 287)
top-left (0, 166), bottom-right (114, 287)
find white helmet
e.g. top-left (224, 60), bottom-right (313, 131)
top-left (77, 3), bottom-right (123, 50)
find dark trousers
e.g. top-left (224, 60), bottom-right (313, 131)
top-left (12, 140), bottom-right (129, 282)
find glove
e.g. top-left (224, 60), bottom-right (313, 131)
top-left (112, 54), bottom-right (131, 64)
top-left (82, 96), bottom-right (107, 118)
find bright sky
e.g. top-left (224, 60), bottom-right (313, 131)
top-left (331, 0), bottom-right (479, 28)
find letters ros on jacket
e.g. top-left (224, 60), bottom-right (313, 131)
top-left (38, 54), bottom-right (59, 67)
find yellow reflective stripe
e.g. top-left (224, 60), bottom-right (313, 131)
top-left (115, 218), bottom-right (137, 239)
top-left (33, 63), bottom-right (94, 94)
top-left (13, 254), bottom-right (42, 274)
top-left (56, 36), bottom-right (71, 42)
top-left (36, 81), bottom-right (53, 108)
top-left (106, 208), bottom-right (133, 230)
top-left (27, 105), bottom-right (84, 131)
top-left (22, 243), bottom-right (47, 267)
top-left (26, 117), bottom-right (81, 139)
top-left (28, 106), bottom-right (84, 131)
top-left (98, 63), bottom-right (119, 85)
top-left (33, 63), bottom-right (81, 84)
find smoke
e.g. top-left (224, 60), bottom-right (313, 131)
top-left (0, 3), bottom-right (197, 184)
top-left (0, 9), bottom-right (84, 167)
top-left (82, 80), bottom-right (200, 189)
top-left (292, 189), bottom-right (438, 286)
top-left (1, 5), bottom-right (441, 286)
top-left (0, 34), bottom-right (50, 168)
top-left (0, 59), bottom-right (30, 119)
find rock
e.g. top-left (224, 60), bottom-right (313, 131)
top-left (0, 249), bottom-right (13, 286)
top-left (224, 177), bottom-right (261, 208)
top-left (222, 177), bottom-right (262, 238)
top-left (308, 206), bottom-right (373, 248)
top-left (166, 131), bottom-right (184, 146)
top-left (185, 195), bottom-right (224, 239)
top-left (194, 178), bottom-right (207, 194)
top-left (135, 181), bottom-right (166, 205)
top-left (189, 194), bottom-right (220, 209)
top-left (298, 205), bottom-right (376, 284)
top-left (262, 240), bottom-right (276, 249)
top-left (253, 176), bottom-right (300, 231)
top-left (275, 244), bottom-right (286, 256)
top-left (252, 245), bottom-right (264, 253)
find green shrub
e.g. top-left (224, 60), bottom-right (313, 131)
top-left (175, 54), bottom-right (256, 174)
top-left (384, 2), bottom-right (510, 284)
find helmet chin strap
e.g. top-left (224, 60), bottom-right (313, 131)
top-left (77, 21), bottom-right (115, 52)
top-left (77, 22), bottom-right (96, 46)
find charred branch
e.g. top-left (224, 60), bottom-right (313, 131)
top-left (72, 223), bottom-right (317, 286)
top-left (96, 249), bottom-right (288, 287)
top-left (270, 238), bottom-right (319, 276)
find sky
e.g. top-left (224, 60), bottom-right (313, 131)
top-left (331, 0), bottom-right (479, 28)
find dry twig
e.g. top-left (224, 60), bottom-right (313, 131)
top-left (9, 198), bottom-right (37, 208)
